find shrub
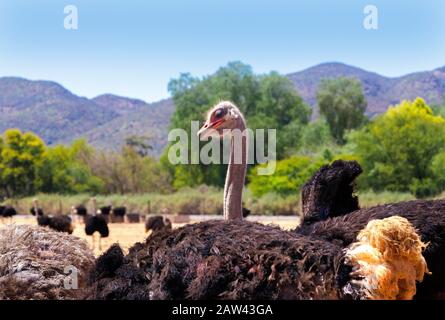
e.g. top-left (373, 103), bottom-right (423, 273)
top-left (248, 156), bottom-right (328, 197)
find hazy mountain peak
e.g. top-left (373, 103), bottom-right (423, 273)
top-left (92, 94), bottom-right (149, 116)
top-left (0, 77), bottom-right (72, 104)
top-left (287, 62), bottom-right (445, 115)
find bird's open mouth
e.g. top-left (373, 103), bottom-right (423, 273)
top-left (198, 120), bottom-right (224, 140)
top-left (209, 118), bottom-right (224, 129)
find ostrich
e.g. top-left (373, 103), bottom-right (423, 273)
top-left (87, 101), bottom-right (442, 300)
top-left (0, 224), bottom-right (94, 299)
top-left (111, 206), bottom-right (126, 223)
top-left (99, 205), bottom-right (112, 215)
top-left (30, 199), bottom-right (44, 216)
top-left (145, 215), bottom-right (172, 234)
top-left (37, 214), bottom-right (74, 234)
top-left (85, 198), bottom-right (109, 251)
top-left (242, 206), bottom-right (251, 218)
top-left (299, 160), bottom-right (363, 225)
top-left (97, 205), bottom-right (111, 223)
top-left (296, 159), bottom-right (445, 299)
top-left (31, 199), bottom-right (74, 234)
top-left (0, 205), bottom-right (5, 224)
top-left (71, 205), bottom-right (88, 223)
top-left (0, 205), bottom-right (17, 224)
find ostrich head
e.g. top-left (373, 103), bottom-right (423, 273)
top-left (198, 101), bottom-right (246, 140)
top-left (198, 101), bottom-right (248, 221)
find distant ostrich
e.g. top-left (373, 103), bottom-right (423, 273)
top-left (30, 199), bottom-right (44, 216)
top-left (0, 206), bottom-right (5, 223)
top-left (0, 224), bottom-right (94, 299)
top-left (99, 206), bottom-right (112, 216)
top-left (97, 205), bottom-right (111, 223)
top-left (85, 198), bottom-right (109, 251)
top-left (71, 205), bottom-right (88, 223)
top-left (87, 101), bottom-right (441, 300)
top-left (111, 206), bottom-right (126, 223)
top-left (242, 207), bottom-right (251, 218)
top-left (31, 199), bottom-right (74, 234)
top-left (0, 205), bottom-right (17, 224)
top-left (145, 215), bottom-right (172, 234)
top-left (37, 214), bottom-right (74, 234)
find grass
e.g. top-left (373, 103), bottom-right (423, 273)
top-left (2, 187), bottom-right (418, 216)
top-left (357, 190), bottom-right (416, 208)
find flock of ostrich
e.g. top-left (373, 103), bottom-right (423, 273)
top-left (0, 101), bottom-right (444, 300)
top-left (1, 198), bottom-right (172, 250)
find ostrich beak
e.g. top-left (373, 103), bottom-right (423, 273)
top-left (198, 121), bottom-right (222, 140)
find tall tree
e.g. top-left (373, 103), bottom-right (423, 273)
top-left (125, 135), bottom-right (153, 157)
top-left (348, 98), bottom-right (445, 197)
top-left (0, 129), bottom-right (45, 197)
top-left (36, 141), bottom-right (103, 194)
top-left (317, 77), bottom-right (367, 144)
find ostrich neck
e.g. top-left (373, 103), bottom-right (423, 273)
top-left (223, 121), bottom-right (247, 221)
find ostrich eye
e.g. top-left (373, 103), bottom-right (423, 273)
top-left (214, 109), bottom-right (224, 119)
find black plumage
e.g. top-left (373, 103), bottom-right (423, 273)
top-left (300, 159), bottom-right (362, 225)
top-left (37, 214), bottom-right (74, 234)
top-left (0, 206), bottom-right (17, 218)
top-left (87, 160), bottom-right (445, 300)
top-left (99, 206), bottom-right (112, 215)
top-left (296, 161), bottom-right (445, 299)
top-left (111, 207), bottom-right (126, 217)
top-left (30, 207), bottom-right (44, 216)
top-left (85, 214), bottom-right (109, 238)
top-left (74, 205), bottom-right (88, 216)
top-left (145, 215), bottom-right (172, 233)
top-left (242, 207), bottom-right (251, 218)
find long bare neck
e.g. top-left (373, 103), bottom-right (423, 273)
top-left (223, 120), bottom-right (247, 221)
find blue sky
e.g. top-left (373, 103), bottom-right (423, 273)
top-left (0, 0), bottom-right (444, 102)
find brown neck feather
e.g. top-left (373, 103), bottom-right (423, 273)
top-left (223, 119), bottom-right (247, 221)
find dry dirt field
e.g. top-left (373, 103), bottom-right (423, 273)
top-left (2, 215), bottom-right (300, 256)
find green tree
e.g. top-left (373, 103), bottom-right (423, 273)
top-left (0, 136), bottom-right (4, 198)
top-left (125, 135), bottom-right (153, 157)
top-left (431, 94), bottom-right (445, 118)
top-left (348, 98), bottom-right (445, 197)
top-left (300, 118), bottom-right (334, 154)
top-left (36, 141), bottom-right (103, 194)
top-left (248, 156), bottom-right (328, 197)
top-left (430, 150), bottom-right (445, 194)
top-left (317, 77), bottom-right (367, 144)
top-left (80, 144), bottom-right (172, 195)
top-left (0, 129), bottom-right (45, 197)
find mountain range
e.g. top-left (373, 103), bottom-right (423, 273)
top-left (288, 63), bottom-right (445, 117)
top-left (1, 62), bottom-right (444, 156)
